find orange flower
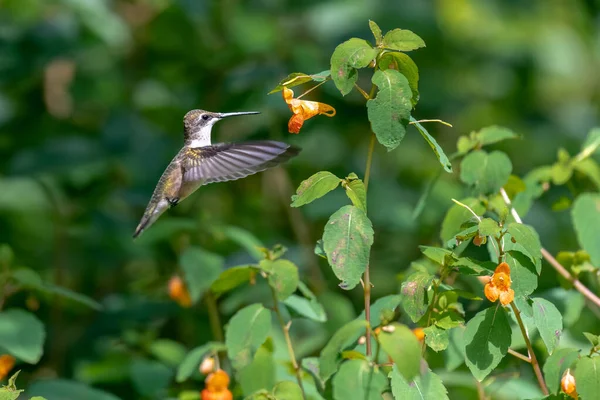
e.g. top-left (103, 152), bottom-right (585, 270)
top-left (282, 87), bottom-right (335, 133)
top-left (201, 369), bottom-right (233, 400)
top-left (561, 368), bottom-right (577, 399)
top-left (412, 327), bottom-right (425, 342)
top-left (484, 262), bottom-right (515, 306)
top-left (0, 354), bottom-right (16, 380)
top-left (168, 276), bottom-right (192, 307)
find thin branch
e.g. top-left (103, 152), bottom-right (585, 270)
top-left (296, 79), bottom-right (328, 99)
top-left (408, 118), bottom-right (453, 127)
top-left (510, 302), bottom-right (549, 395)
top-left (507, 348), bottom-right (531, 364)
top-left (500, 188), bottom-right (600, 309)
top-left (270, 287), bottom-right (306, 399)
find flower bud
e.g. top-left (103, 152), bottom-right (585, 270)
top-left (561, 368), bottom-right (577, 399)
top-left (199, 357), bottom-right (215, 375)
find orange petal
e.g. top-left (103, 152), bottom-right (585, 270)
top-left (205, 369), bottom-right (230, 392)
top-left (0, 355), bottom-right (15, 380)
top-left (412, 327), bottom-right (425, 341)
top-left (288, 114), bottom-right (304, 134)
top-left (495, 262), bottom-right (511, 276)
top-left (499, 288), bottom-right (515, 306)
top-left (317, 102), bottom-right (336, 117)
top-left (484, 283), bottom-right (499, 303)
top-left (282, 87), bottom-right (294, 105)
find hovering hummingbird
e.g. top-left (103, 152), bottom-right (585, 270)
top-left (133, 110), bottom-right (300, 238)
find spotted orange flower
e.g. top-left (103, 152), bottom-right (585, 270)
top-left (168, 276), bottom-right (192, 308)
top-left (282, 87), bottom-right (336, 133)
top-left (0, 354), bottom-right (16, 381)
top-left (201, 369), bottom-right (233, 400)
top-left (484, 262), bottom-right (515, 306)
top-left (561, 368), bottom-right (577, 399)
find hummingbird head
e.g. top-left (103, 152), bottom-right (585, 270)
top-left (183, 109), bottom-right (260, 146)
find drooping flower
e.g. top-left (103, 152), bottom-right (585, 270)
top-left (282, 87), bottom-right (336, 133)
top-left (0, 354), bottom-right (16, 381)
top-left (168, 275), bottom-right (192, 307)
top-left (561, 368), bottom-right (577, 399)
top-left (412, 327), bottom-right (425, 342)
top-left (484, 262), bottom-right (515, 306)
top-left (201, 369), bottom-right (233, 400)
top-left (199, 356), bottom-right (215, 375)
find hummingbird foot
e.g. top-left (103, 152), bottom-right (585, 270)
top-left (166, 197), bottom-right (180, 208)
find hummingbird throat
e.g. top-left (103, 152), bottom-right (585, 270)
top-left (188, 121), bottom-right (216, 147)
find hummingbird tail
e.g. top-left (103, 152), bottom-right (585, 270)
top-left (133, 198), bottom-right (170, 238)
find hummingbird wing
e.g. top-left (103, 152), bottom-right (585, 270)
top-left (182, 140), bottom-right (300, 185)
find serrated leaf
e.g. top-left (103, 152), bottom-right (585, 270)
top-left (319, 319), bottom-right (368, 382)
top-left (332, 360), bottom-right (387, 400)
top-left (478, 218), bottom-right (501, 237)
top-left (381, 29), bottom-right (425, 51)
top-left (505, 251), bottom-right (538, 298)
top-left (543, 348), bottom-right (579, 394)
top-left (0, 371), bottom-right (23, 400)
top-left (26, 380), bottom-right (120, 400)
top-left (291, 171), bottom-right (341, 207)
top-left (226, 304), bottom-right (272, 370)
top-left (268, 70), bottom-right (331, 94)
top-left (0, 309), bottom-right (45, 364)
top-left (323, 205), bottom-right (374, 290)
top-left (460, 150), bottom-right (512, 195)
top-left (400, 271), bottom-right (433, 322)
top-left (176, 342), bottom-right (226, 382)
top-left (210, 265), bottom-right (257, 296)
top-left (343, 174), bottom-right (367, 212)
top-left (358, 294), bottom-right (402, 328)
top-left (532, 298), bottom-right (563, 355)
top-left (238, 343), bottom-right (275, 396)
top-left (129, 359), bottom-right (173, 397)
top-left (272, 381), bottom-right (303, 400)
top-left (378, 323), bottom-right (421, 380)
top-left (574, 356), bottom-right (600, 400)
top-left (572, 193), bottom-right (600, 266)
top-left (259, 259), bottom-right (299, 300)
top-left (389, 365), bottom-right (449, 400)
top-left (330, 38), bottom-right (377, 95)
top-left (410, 117), bottom-right (453, 172)
top-left (505, 223), bottom-right (543, 273)
top-left (368, 20), bottom-right (383, 45)
top-left (379, 52), bottom-right (420, 105)
top-left (423, 325), bottom-right (450, 352)
top-left (180, 246), bottom-right (223, 303)
top-left (367, 69), bottom-right (412, 151)
top-left (464, 307), bottom-right (511, 381)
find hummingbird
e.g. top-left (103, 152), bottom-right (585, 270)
top-left (133, 109), bottom-right (300, 238)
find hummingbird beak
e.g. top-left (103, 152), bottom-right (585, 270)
top-left (217, 111), bottom-right (260, 119)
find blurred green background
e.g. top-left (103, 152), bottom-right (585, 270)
top-left (1, 0), bottom-right (599, 398)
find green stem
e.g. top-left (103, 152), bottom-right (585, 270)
top-left (510, 302), bottom-right (548, 395)
top-left (270, 288), bottom-right (306, 399)
top-left (205, 291), bottom-right (224, 342)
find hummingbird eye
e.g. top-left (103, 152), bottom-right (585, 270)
top-left (201, 114), bottom-right (210, 121)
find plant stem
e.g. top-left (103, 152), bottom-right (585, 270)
top-left (507, 348), bottom-right (531, 364)
top-left (205, 291), bottom-right (224, 342)
top-left (499, 188), bottom-right (600, 309)
top-left (270, 288), bottom-right (306, 399)
top-left (510, 302), bottom-right (549, 395)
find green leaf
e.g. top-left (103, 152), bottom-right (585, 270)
top-left (463, 307), bottom-right (511, 381)
top-left (149, 339), bottom-right (187, 368)
top-left (210, 265), bottom-right (257, 296)
top-left (381, 29), bottom-right (426, 51)
top-left (460, 150), bottom-right (513, 195)
top-left (319, 319), bottom-right (368, 382)
top-left (574, 356), bottom-right (600, 400)
top-left (379, 52), bottom-right (420, 105)
top-left (272, 381), bottom-right (304, 400)
top-left (332, 360), bottom-right (387, 400)
top-left (238, 342), bottom-right (275, 396)
top-left (378, 323), bottom-right (421, 380)
top-left (27, 379), bottom-right (121, 400)
top-left (225, 304), bottom-right (272, 370)
top-left (0, 309), bottom-right (45, 364)
top-left (583, 332), bottom-right (600, 347)
top-left (573, 158), bottom-right (600, 189)
top-left (505, 223), bottom-right (543, 274)
top-left (323, 205), bottom-right (374, 290)
top-left (368, 20), bottom-right (383, 45)
top-left (176, 342), bottom-right (226, 382)
top-left (284, 294), bottom-right (327, 323)
top-left (440, 197), bottom-right (485, 243)
top-left (572, 193), bottom-right (600, 266)
top-left (453, 257), bottom-right (495, 276)
top-left (505, 252), bottom-right (538, 298)
top-left (330, 38), bottom-right (377, 95)
top-left (358, 294), bottom-right (401, 328)
top-left (400, 271), bottom-right (433, 322)
top-left (0, 371), bottom-right (23, 400)
top-left (477, 126), bottom-right (519, 146)
top-left (479, 218), bottom-right (501, 237)
top-left (419, 246), bottom-right (457, 266)
top-left (342, 173), bottom-right (367, 212)
top-left (219, 225), bottom-right (264, 261)
top-left (301, 357), bottom-right (324, 392)
top-left (543, 348), bottom-right (579, 394)
top-left (291, 171), bottom-right (341, 207)
top-left (259, 259), bottom-right (299, 300)
top-left (445, 327), bottom-right (466, 371)
top-left (389, 365), bottom-right (449, 400)
top-left (180, 246), bottom-right (223, 303)
top-left (531, 298), bottom-right (563, 355)
top-left (410, 117), bottom-right (452, 172)
top-left (423, 325), bottom-right (450, 352)
top-left (268, 70), bottom-right (331, 94)
top-left (129, 359), bottom-right (173, 397)
top-left (367, 69), bottom-right (412, 151)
